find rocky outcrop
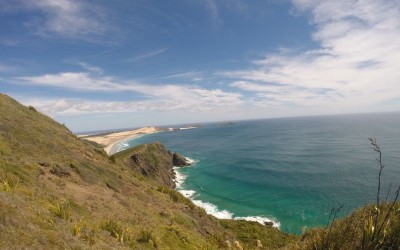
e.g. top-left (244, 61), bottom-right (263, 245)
top-left (173, 153), bottom-right (190, 167)
top-left (124, 142), bottom-right (191, 188)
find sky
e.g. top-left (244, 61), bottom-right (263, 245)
top-left (1, 0), bottom-right (400, 132)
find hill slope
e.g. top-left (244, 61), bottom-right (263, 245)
top-left (0, 94), bottom-right (295, 249)
top-left (1, 93), bottom-right (398, 249)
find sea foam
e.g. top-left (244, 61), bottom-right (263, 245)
top-left (178, 188), bottom-right (280, 227)
top-left (235, 216), bottom-right (281, 228)
top-left (174, 158), bottom-right (280, 228)
top-left (173, 157), bottom-right (198, 188)
top-left (179, 127), bottom-right (198, 130)
top-left (173, 167), bottom-right (187, 189)
top-left (178, 188), bottom-right (234, 219)
top-left (184, 157), bottom-right (197, 165)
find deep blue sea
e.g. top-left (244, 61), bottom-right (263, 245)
top-left (112, 113), bottom-right (400, 234)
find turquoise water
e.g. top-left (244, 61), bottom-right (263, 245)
top-left (113, 113), bottom-right (400, 233)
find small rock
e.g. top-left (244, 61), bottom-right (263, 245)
top-left (264, 221), bottom-right (274, 226)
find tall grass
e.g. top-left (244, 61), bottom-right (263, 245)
top-left (48, 200), bottom-right (71, 220)
top-left (0, 174), bottom-right (19, 192)
top-left (299, 138), bottom-right (400, 249)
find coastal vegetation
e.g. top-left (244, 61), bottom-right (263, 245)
top-left (295, 138), bottom-right (400, 249)
top-left (0, 93), bottom-right (399, 249)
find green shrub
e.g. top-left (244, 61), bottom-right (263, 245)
top-left (101, 220), bottom-right (132, 242)
top-left (221, 219), bottom-right (297, 249)
top-left (137, 229), bottom-right (157, 247)
top-left (28, 106), bottom-right (37, 112)
top-left (50, 164), bottom-right (71, 177)
top-left (156, 186), bottom-right (195, 209)
top-left (49, 200), bottom-right (71, 220)
top-left (109, 155), bottom-right (116, 164)
top-left (81, 228), bottom-right (96, 246)
top-left (166, 226), bottom-right (190, 243)
top-left (0, 174), bottom-right (19, 192)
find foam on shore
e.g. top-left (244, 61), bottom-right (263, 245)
top-left (184, 157), bottom-right (197, 165)
top-left (173, 158), bottom-right (280, 228)
top-left (173, 157), bottom-right (197, 189)
top-left (173, 167), bottom-right (188, 189)
top-left (178, 187), bottom-right (280, 227)
top-left (179, 127), bottom-right (198, 130)
top-left (235, 216), bottom-right (281, 228)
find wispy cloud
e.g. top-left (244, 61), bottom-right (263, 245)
top-left (76, 62), bottom-right (103, 75)
top-left (0, 63), bottom-right (16, 73)
top-left (125, 48), bottom-right (167, 63)
top-left (0, 39), bottom-right (21, 47)
top-left (15, 71), bottom-right (243, 114)
top-left (2, 0), bottom-right (110, 40)
top-left (162, 70), bottom-right (205, 82)
top-left (204, 0), bottom-right (223, 27)
top-left (224, 0), bottom-right (400, 111)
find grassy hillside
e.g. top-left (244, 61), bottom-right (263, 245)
top-left (1, 93), bottom-right (398, 249)
top-left (0, 94), bottom-right (296, 249)
top-left (297, 202), bottom-right (400, 249)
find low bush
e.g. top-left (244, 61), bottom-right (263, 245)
top-left (137, 229), bottom-right (158, 247)
top-left (0, 174), bottom-right (19, 192)
top-left (48, 200), bottom-right (71, 220)
top-left (101, 219), bottom-right (132, 243)
top-left (28, 106), bottom-right (37, 112)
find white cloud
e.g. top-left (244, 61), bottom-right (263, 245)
top-left (231, 81), bottom-right (340, 107)
top-left (8, 0), bottom-right (109, 39)
top-left (16, 71), bottom-right (243, 114)
top-left (225, 0), bottom-right (400, 112)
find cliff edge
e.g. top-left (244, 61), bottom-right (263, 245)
top-left (0, 94), bottom-right (295, 249)
top-left (113, 142), bottom-right (190, 188)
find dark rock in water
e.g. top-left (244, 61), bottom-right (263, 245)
top-left (264, 221), bottom-right (274, 227)
top-left (173, 153), bottom-right (191, 167)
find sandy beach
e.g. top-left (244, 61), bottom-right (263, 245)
top-left (83, 126), bottom-right (163, 155)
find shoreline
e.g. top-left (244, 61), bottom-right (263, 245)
top-left (83, 126), bottom-right (163, 155)
top-left (85, 125), bottom-right (280, 228)
top-left (173, 158), bottom-right (281, 228)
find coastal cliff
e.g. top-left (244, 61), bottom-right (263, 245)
top-left (0, 94), bottom-right (295, 249)
top-left (1, 93), bottom-right (397, 249)
top-left (113, 142), bottom-right (190, 188)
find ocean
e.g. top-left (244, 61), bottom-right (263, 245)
top-left (111, 113), bottom-right (400, 234)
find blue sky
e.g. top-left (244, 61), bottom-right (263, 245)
top-left (1, 0), bottom-right (400, 132)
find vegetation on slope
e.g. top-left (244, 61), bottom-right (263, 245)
top-left (0, 93), bottom-right (294, 249)
top-left (297, 203), bottom-right (400, 249)
top-left (1, 93), bottom-right (398, 249)
top-left (113, 142), bottom-right (178, 188)
top-left (294, 138), bottom-right (400, 250)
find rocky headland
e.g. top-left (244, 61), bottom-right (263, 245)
top-left (115, 142), bottom-right (191, 188)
